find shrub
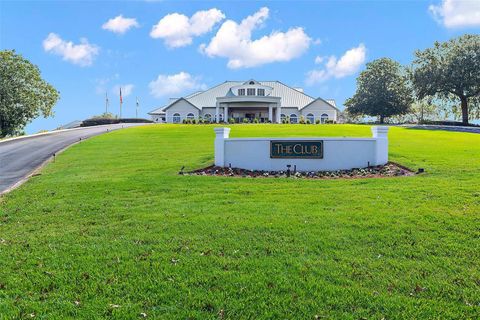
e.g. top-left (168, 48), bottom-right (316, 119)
top-left (243, 118), bottom-right (250, 123)
top-left (90, 112), bottom-right (116, 120)
top-left (81, 118), bottom-right (118, 127)
top-left (299, 116), bottom-right (306, 124)
top-left (286, 116), bottom-right (290, 124)
top-left (306, 119), bottom-right (311, 124)
top-left (182, 119), bottom-right (187, 124)
top-left (326, 120), bottom-right (335, 124)
top-left (315, 119), bottom-right (321, 124)
top-left (192, 119), bottom-right (197, 124)
top-left (229, 117), bottom-right (235, 124)
top-left (198, 119), bottom-right (204, 124)
top-left (282, 119), bottom-right (286, 124)
top-left (253, 118), bottom-right (259, 123)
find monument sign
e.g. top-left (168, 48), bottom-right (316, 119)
top-left (214, 126), bottom-right (389, 172)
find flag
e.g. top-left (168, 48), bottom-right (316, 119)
top-left (119, 87), bottom-right (123, 104)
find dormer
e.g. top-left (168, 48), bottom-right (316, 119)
top-left (230, 80), bottom-right (273, 97)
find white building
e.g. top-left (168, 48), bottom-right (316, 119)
top-left (148, 80), bottom-right (339, 124)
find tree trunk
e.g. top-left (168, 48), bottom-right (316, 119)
top-left (379, 115), bottom-right (384, 124)
top-left (460, 95), bottom-right (469, 125)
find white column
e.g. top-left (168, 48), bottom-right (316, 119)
top-left (371, 126), bottom-right (389, 165)
top-left (276, 105), bottom-right (282, 123)
top-left (268, 105), bottom-right (273, 123)
top-left (215, 102), bottom-right (220, 123)
top-left (224, 106), bottom-right (229, 123)
top-left (214, 127), bottom-right (231, 167)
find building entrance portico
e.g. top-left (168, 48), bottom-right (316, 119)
top-left (217, 106), bottom-right (278, 123)
top-left (215, 97), bottom-right (282, 123)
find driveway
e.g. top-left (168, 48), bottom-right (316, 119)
top-left (0, 123), bottom-right (148, 194)
top-left (402, 124), bottom-right (480, 134)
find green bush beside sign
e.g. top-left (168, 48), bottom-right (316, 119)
top-left (270, 141), bottom-right (324, 159)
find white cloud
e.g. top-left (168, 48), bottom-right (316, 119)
top-left (306, 44), bottom-right (366, 85)
top-left (314, 56), bottom-right (324, 64)
top-left (150, 9), bottom-right (225, 48)
top-left (112, 84), bottom-right (134, 98)
top-left (43, 33), bottom-right (99, 66)
top-left (148, 72), bottom-right (206, 98)
top-left (429, 0), bottom-right (480, 28)
top-left (200, 7), bottom-right (311, 69)
top-left (102, 15), bottom-right (139, 34)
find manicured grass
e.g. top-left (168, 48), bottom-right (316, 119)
top-left (1, 124), bottom-right (479, 319)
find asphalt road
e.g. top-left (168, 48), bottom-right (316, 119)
top-left (0, 123), bottom-right (147, 194)
top-left (402, 124), bottom-right (480, 134)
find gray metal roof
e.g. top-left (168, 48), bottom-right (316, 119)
top-left (186, 81), bottom-right (317, 109)
top-left (149, 80), bottom-right (337, 113)
top-left (326, 99), bottom-right (337, 108)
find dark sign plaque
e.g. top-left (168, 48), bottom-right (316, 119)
top-left (270, 140), bottom-right (323, 159)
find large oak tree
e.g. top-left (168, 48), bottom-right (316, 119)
top-left (345, 58), bottom-right (413, 123)
top-left (0, 50), bottom-right (59, 137)
top-left (411, 34), bottom-right (480, 125)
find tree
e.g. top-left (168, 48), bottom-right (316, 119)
top-left (411, 34), bottom-right (480, 125)
top-left (0, 50), bottom-right (59, 137)
top-left (391, 98), bottom-right (440, 124)
top-left (345, 58), bottom-right (413, 123)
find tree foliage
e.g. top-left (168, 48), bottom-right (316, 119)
top-left (411, 34), bottom-right (480, 125)
top-left (0, 50), bottom-right (59, 137)
top-left (345, 58), bottom-right (413, 123)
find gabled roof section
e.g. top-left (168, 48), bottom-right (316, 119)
top-left (148, 106), bottom-right (166, 115)
top-left (149, 97), bottom-right (200, 114)
top-left (243, 79), bottom-right (261, 85)
top-left (326, 99), bottom-right (337, 108)
top-left (301, 97), bottom-right (340, 111)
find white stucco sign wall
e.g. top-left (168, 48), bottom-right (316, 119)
top-left (214, 126), bottom-right (389, 171)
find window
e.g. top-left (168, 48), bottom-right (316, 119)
top-left (187, 113), bottom-right (195, 120)
top-left (306, 113), bottom-right (314, 123)
top-left (238, 89), bottom-right (245, 96)
top-left (290, 114), bottom-right (298, 124)
top-left (249, 81), bottom-right (255, 85)
top-left (280, 114), bottom-right (286, 122)
top-left (257, 88), bottom-right (265, 96)
top-left (204, 114), bottom-right (212, 122)
top-left (247, 88), bottom-right (255, 96)
top-left (173, 113), bottom-right (181, 123)
top-left (321, 113), bottom-right (329, 124)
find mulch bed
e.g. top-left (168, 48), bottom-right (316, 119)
top-left (181, 162), bottom-right (417, 179)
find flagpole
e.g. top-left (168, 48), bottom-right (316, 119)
top-left (105, 92), bottom-right (109, 114)
top-left (119, 87), bottom-right (122, 119)
top-left (136, 97), bottom-right (139, 118)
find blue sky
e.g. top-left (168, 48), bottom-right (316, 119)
top-left (1, 0), bottom-right (479, 133)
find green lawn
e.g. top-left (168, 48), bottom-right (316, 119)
top-left (1, 124), bottom-right (479, 319)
